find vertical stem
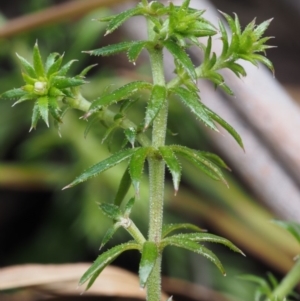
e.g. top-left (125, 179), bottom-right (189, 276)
top-left (146, 21), bottom-right (167, 301)
top-left (269, 258), bottom-right (300, 300)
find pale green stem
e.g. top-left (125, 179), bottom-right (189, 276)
top-left (268, 258), bottom-right (300, 301)
top-left (146, 24), bottom-right (167, 301)
top-left (65, 95), bottom-right (151, 147)
top-left (126, 219), bottom-right (147, 245)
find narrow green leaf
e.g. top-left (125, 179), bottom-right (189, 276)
top-left (63, 148), bottom-right (137, 189)
top-left (12, 94), bottom-right (34, 106)
top-left (48, 96), bottom-right (62, 123)
top-left (254, 19), bottom-right (273, 39)
top-left (87, 81), bottom-right (152, 117)
top-left (47, 54), bottom-right (63, 76)
top-left (164, 233), bottom-right (245, 255)
top-left (124, 127), bottom-right (136, 147)
top-left (45, 52), bottom-right (59, 73)
top-left (84, 41), bottom-right (135, 57)
top-left (114, 168), bottom-right (132, 206)
top-left (33, 42), bottom-right (45, 77)
top-left (219, 20), bottom-right (229, 58)
top-left (57, 60), bottom-right (78, 76)
top-left (129, 147), bottom-right (150, 195)
top-left (139, 242), bottom-right (159, 288)
top-left (159, 146), bottom-right (181, 194)
top-left (79, 241), bottom-right (141, 289)
top-left (170, 145), bottom-right (228, 186)
top-left (99, 203), bottom-right (122, 220)
top-left (127, 41), bottom-right (148, 63)
top-left (203, 105), bottom-right (244, 150)
top-left (52, 76), bottom-right (86, 89)
top-left (105, 7), bottom-right (143, 35)
top-left (144, 85), bottom-right (167, 130)
top-left (1, 88), bottom-right (27, 100)
top-left (100, 224), bottom-right (120, 250)
top-left (37, 96), bottom-right (49, 127)
top-left (79, 64), bottom-right (98, 77)
top-left (163, 39), bottom-right (196, 80)
top-left (124, 197), bottom-right (135, 217)
top-left (199, 152), bottom-right (231, 170)
top-left (162, 223), bottom-right (206, 238)
top-left (171, 87), bottom-right (217, 131)
top-left (22, 72), bottom-right (36, 85)
top-left (16, 53), bottom-right (37, 78)
top-left (251, 54), bottom-right (274, 73)
top-left (162, 236), bottom-right (226, 275)
top-left (83, 114), bottom-right (100, 138)
top-left (272, 220), bottom-right (300, 244)
top-left (30, 102), bottom-right (41, 131)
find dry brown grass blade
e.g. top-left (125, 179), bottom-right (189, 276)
top-left (0, 0), bottom-right (137, 38)
top-left (0, 263), bottom-right (156, 299)
top-left (162, 277), bottom-right (231, 301)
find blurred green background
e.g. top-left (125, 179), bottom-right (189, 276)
top-left (0, 0), bottom-right (300, 300)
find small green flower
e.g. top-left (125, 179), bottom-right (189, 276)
top-left (1, 42), bottom-right (86, 130)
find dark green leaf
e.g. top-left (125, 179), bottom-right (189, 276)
top-left (33, 42), bottom-right (45, 77)
top-left (48, 96), bottom-right (62, 123)
top-left (79, 242), bottom-right (141, 290)
top-left (16, 53), bottom-right (37, 78)
top-left (105, 7), bottom-right (143, 35)
top-left (170, 145), bottom-right (228, 186)
top-left (171, 87), bottom-right (217, 131)
top-left (100, 224), bottom-right (120, 250)
top-left (272, 220), bottom-right (300, 244)
top-left (164, 233), bottom-right (244, 255)
top-left (52, 76), bottom-right (86, 89)
top-left (129, 147), bottom-right (150, 195)
top-left (139, 242), bottom-right (158, 288)
top-left (163, 39), bottom-right (196, 80)
top-left (84, 41), bottom-right (135, 57)
top-left (124, 197), bottom-right (135, 217)
top-left (37, 96), bottom-right (49, 127)
top-left (1, 88), bottom-right (27, 100)
top-left (144, 85), bottom-right (167, 130)
top-left (127, 41), bottom-right (148, 63)
top-left (203, 105), bottom-right (244, 150)
top-left (63, 148), bottom-right (137, 189)
top-left (162, 236), bottom-right (226, 275)
top-left (87, 81), bottom-right (152, 117)
top-left (162, 223), bottom-right (206, 238)
top-left (158, 146), bottom-right (181, 194)
top-left (99, 202), bottom-right (122, 220)
top-left (30, 102), bottom-right (41, 131)
top-left (114, 168), bottom-right (132, 206)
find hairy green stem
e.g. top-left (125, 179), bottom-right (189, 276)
top-left (269, 258), bottom-right (300, 300)
top-left (126, 220), bottom-right (147, 244)
top-left (66, 95), bottom-right (151, 147)
top-left (147, 36), bottom-right (167, 301)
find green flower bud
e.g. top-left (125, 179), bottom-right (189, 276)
top-left (34, 81), bottom-right (48, 95)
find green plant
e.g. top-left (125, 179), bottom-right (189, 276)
top-left (1, 0), bottom-right (276, 300)
top-left (240, 221), bottom-right (300, 301)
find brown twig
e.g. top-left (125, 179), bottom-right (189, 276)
top-left (0, 0), bottom-right (137, 38)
